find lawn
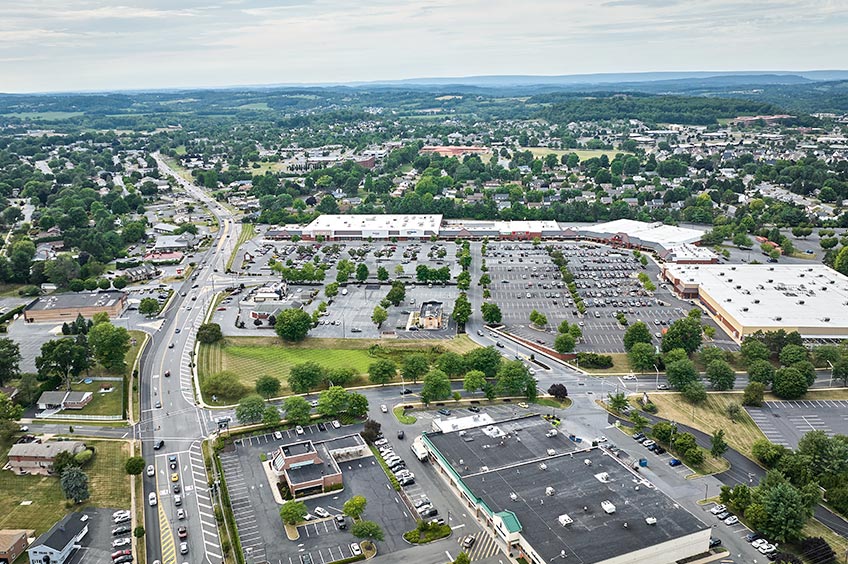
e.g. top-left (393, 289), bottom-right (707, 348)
top-left (227, 223), bottom-right (256, 271)
top-left (646, 392), bottom-right (766, 458)
top-left (2, 111), bottom-right (84, 120)
top-left (198, 335), bottom-right (480, 400)
top-left (533, 397), bottom-right (573, 409)
top-left (71, 381), bottom-right (123, 417)
top-left (582, 353), bottom-right (632, 375)
top-left (0, 440), bottom-right (131, 535)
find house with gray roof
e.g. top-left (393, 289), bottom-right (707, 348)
top-left (27, 513), bottom-right (89, 564)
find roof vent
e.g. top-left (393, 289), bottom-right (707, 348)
top-left (775, 316), bottom-right (782, 321)
top-left (601, 500), bottom-right (616, 514)
top-left (539, 463), bottom-right (548, 470)
top-left (824, 317), bottom-right (831, 322)
top-left (718, 272), bottom-right (725, 276)
top-left (798, 300), bottom-right (805, 305)
top-left (754, 299), bottom-right (760, 304)
top-left (546, 486), bottom-right (556, 496)
top-left (645, 517), bottom-right (657, 525)
top-left (736, 285), bottom-right (742, 289)
top-left (584, 459), bottom-right (592, 466)
top-left (768, 279), bottom-right (773, 283)
top-left (742, 307), bottom-right (748, 312)
top-left (510, 492), bottom-right (518, 501)
top-left (731, 266), bottom-right (736, 270)
top-left (726, 298), bottom-right (732, 302)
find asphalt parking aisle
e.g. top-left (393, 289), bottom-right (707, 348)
top-left (219, 451), bottom-right (267, 562)
top-left (460, 530), bottom-right (503, 561)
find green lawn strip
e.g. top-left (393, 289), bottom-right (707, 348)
top-left (403, 523), bottom-right (451, 543)
top-left (369, 445), bottom-right (400, 491)
top-left (70, 380), bottom-right (123, 416)
top-left (393, 406), bottom-right (417, 425)
top-left (0, 440), bottom-right (130, 535)
top-left (533, 397), bottom-right (572, 409)
top-left (226, 223), bottom-right (255, 271)
top-left (581, 353), bottom-right (632, 375)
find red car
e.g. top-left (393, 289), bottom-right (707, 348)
top-left (178, 526), bottom-right (188, 539)
top-left (111, 549), bottom-right (132, 560)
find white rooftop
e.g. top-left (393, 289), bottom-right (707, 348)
top-left (303, 214), bottom-right (442, 234)
top-left (665, 263), bottom-right (848, 333)
top-left (585, 219), bottom-right (704, 247)
top-left (432, 413), bottom-right (495, 433)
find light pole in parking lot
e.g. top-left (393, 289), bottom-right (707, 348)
top-left (654, 365), bottom-right (660, 390)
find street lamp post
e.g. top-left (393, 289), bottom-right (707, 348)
top-left (827, 360), bottom-right (834, 388)
top-left (654, 364), bottom-right (660, 391)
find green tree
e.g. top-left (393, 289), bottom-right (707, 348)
top-left (139, 297), bottom-right (160, 317)
top-left (666, 359), bottom-right (698, 390)
top-left (371, 306), bottom-right (388, 328)
top-left (747, 359), bottom-right (775, 385)
top-left (401, 354), bottom-right (429, 384)
top-left (706, 360), bottom-right (735, 391)
top-left (368, 360), bottom-right (396, 386)
top-left (197, 323), bottom-right (223, 344)
top-left (280, 500), bottom-right (307, 525)
top-left (201, 371), bottom-right (247, 401)
top-left (651, 421), bottom-right (676, 444)
top-left (631, 412), bottom-right (649, 433)
top-left (726, 402), bottom-right (742, 421)
top-left (343, 495), bottom-right (367, 519)
top-left (761, 482), bottom-right (814, 543)
top-left (377, 266), bottom-right (389, 282)
top-left (710, 429), bottom-right (728, 458)
top-left (464, 347), bottom-right (502, 378)
top-left (772, 367), bottom-right (808, 399)
top-left (741, 338), bottom-right (771, 365)
top-left (607, 392), bottom-right (629, 413)
top-left (495, 360), bottom-right (533, 397)
top-left (833, 358), bottom-right (848, 386)
top-left (262, 405), bottom-right (281, 426)
top-left (752, 439), bottom-right (787, 467)
top-left (779, 344), bottom-right (807, 366)
top-left (351, 520), bottom-right (384, 542)
top-left (480, 302), bottom-right (502, 325)
top-left (125, 456), bottom-right (146, 475)
top-left (682, 381), bottom-right (707, 404)
top-left (385, 281), bottom-right (406, 306)
top-left (88, 322), bottom-right (130, 372)
top-left (325, 282), bottom-right (339, 298)
top-left (347, 392), bottom-right (369, 417)
top-left (436, 352), bottom-right (466, 378)
top-left (628, 342), bottom-right (657, 373)
top-left (317, 386), bottom-right (349, 417)
top-left (356, 263), bottom-right (369, 282)
top-left (452, 293), bottom-right (472, 326)
top-left (661, 318), bottom-right (703, 354)
top-left (421, 369), bottom-right (452, 405)
top-left (463, 370), bottom-right (487, 393)
top-left (742, 382), bottom-right (766, 406)
top-left (529, 310), bottom-right (547, 327)
top-left (275, 308), bottom-right (312, 342)
top-left (255, 375), bottom-right (281, 398)
top-left (61, 466), bottom-right (90, 503)
top-left (235, 394), bottom-right (266, 424)
top-left (36, 338), bottom-right (91, 390)
top-left (283, 396), bottom-right (311, 426)
top-left (0, 338), bottom-right (21, 386)
top-left (288, 362), bottom-right (325, 394)
top-left (699, 346), bottom-right (726, 366)
top-left (454, 552), bottom-right (471, 564)
top-left (833, 246), bottom-right (848, 275)
top-left (133, 526), bottom-right (145, 539)
top-left (554, 333), bottom-right (576, 354)
top-left (623, 322), bottom-right (652, 352)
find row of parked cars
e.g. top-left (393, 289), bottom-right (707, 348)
top-left (632, 432), bottom-right (684, 466)
top-left (377, 441), bottom-right (416, 487)
top-left (710, 505), bottom-right (781, 559)
top-left (109, 510), bottom-right (134, 562)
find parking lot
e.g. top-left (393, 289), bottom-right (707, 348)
top-left (484, 242), bottom-right (734, 353)
top-left (746, 399), bottom-right (848, 449)
top-left (219, 421), bottom-right (414, 564)
top-left (65, 508), bottom-right (133, 564)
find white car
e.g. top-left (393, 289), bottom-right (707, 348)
top-left (724, 516), bottom-right (738, 525)
top-left (622, 374), bottom-right (637, 381)
top-left (380, 404), bottom-right (388, 413)
top-left (112, 510), bottom-right (130, 520)
top-left (314, 507), bottom-right (330, 518)
top-left (112, 538), bottom-right (132, 548)
top-left (751, 539), bottom-right (767, 549)
top-left (332, 420), bottom-right (341, 429)
top-left (303, 513), bottom-right (316, 521)
top-left (710, 504), bottom-right (727, 515)
top-left (148, 492), bottom-right (157, 506)
top-left (759, 544), bottom-right (776, 555)
top-left (295, 426), bottom-right (304, 435)
top-left (274, 431), bottom-right (283, 440)
top-left (350, 543), bottom-right (362, 556)
top-left (147, 465), bottom-right (155, 477)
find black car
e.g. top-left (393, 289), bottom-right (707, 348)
top-left (397, 430), bottom-right (405, 439)
top-left (421, 507), bottom-right (438, 517)
top-left (400, 388), bottom-right (413, 395)
top-left (173, 484), bottom-right (181, 494)
top-left (437, 409), bottom-right (451, 416)
top-left (468, 406), bottom-right (480, 413)
top-left (709, 538), bottom-right (722, 548)
top-left (654, 446), bottom-right (666, 455)
top-left (153, 439), bottom-right (164, 450)
top-left (114, 556), bottom-right (133, 564)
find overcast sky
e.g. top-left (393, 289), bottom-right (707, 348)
top-left (2, 0), bottom-right (846, 93)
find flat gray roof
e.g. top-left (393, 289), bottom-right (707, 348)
top-left (26, 291), bottom-right (125, 311)
top-left (462, 447), bottom-right (707, 564)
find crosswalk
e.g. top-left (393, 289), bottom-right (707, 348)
top-left (459, 531), bottom-right (503, 561)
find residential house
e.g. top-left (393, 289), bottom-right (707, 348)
top-left (120, 263), bottom-right (157, 282)
top-left (37, 391), bottom-right (93, 411)
top-left (27, 513), bottom-right (89, 564)
top-left (0, 529), bottom-right (33, 564)
top-left (8, 441), bottom-right (87, 476)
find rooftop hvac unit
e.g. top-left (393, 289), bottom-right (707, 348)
top-left (645, 517), bottom-right (657, 525)
top-left (768, 279), bottom-right (773, 283)
top-left (546, 487), bottom-right (555, 496)
top-left (539, 463), bottom-right (548, 470)
top-left (601, 500), bottom-right (616, 514)
top-left (558, 514), bottom-right (573, 526)
top-left (731, 266), bottom-right (736, 270)
top-left (547, 448), bottom-right (557, 456)
top-left (584, 459), bottom-right (592, 466)
top-left (510, 492), bottom-right (518, 501)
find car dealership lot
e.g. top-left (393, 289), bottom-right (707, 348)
top-left (745, 399), bottom-right (848, 449)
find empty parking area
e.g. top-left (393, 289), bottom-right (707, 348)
top-left (746, 400), bottom-right (848, 449)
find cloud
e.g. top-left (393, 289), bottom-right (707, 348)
top-left (0, 0), bottom-right (845, 92)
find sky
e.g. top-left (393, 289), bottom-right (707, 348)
top-left (1, 0), bottom-right (846, 93)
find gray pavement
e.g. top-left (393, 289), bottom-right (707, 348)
top-left (746, 399), bottom-right (848, 449)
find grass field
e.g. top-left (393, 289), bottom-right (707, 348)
top-left (646, 392), bottom-right (766, 457)
top-left (199, 335), bottom-right (480, 399)
top-left (227, 223), bottom-right (256, 271)
top-left (582, 353), bottom-right (632, 375)
top-left (72, 381), bottom-right (123, 416)
top-left (244, 161), bottom-right (288, 174)
top-left (0, 440), bottom-right (131, 535)
top-left (521, 147), bottom-right (633, 161)
top-left (2, 111), bottom-right (84, 120)
top-left (237, 102), bottom-right (271, 110)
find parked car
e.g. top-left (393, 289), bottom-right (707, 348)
top-left (746, 532), bottom-right (763, 543)
top-left (397, 430), bottom-right (405, 439)
top-left (414, 497), bottom-right (430, 508)
top-left (709, 538), bottom-right (722, 548)
top-left (153, 439), bottom-right (164, 450)
top-left (715, 511), bottom-right (730, 520)
top-left (295, 425), bottom-right (304, 435)
top-left (468, 406), bottom-right (480, 413)
top-left (314, 507), bottom-right (330, 518)
top-left (180, 541), bottom-right (188, 554)
top-left (350, 543), bottom-right (362, 556)
top-left (274, 431), bottom-right (283, 440)
top-left (669, 458), bottom-right (682, 467)
top-left (332, 420), bottom-right (341, 428)
top-left (112, 526), bottom-right (131, 536)
top-left (380, 404), bottom-right (388, 413)
top-left (724, 516), bottom-right (739, 525)
top-left (114, 556), bottom-right (133, 564)
top-left (112, 538), bottom-right (131, 548)
top-left (178, 526), bottom-right (187, 539)
top-left (437, 408), bottom-right (451, 416)
top-left (710, 504), bottom-right (727, 515)
top-left (169, 454), bottom-right (177, 469)
top-left (335, 514), bottom-right (346, 529)
top-left (148, 493), bottom-right (157, 506)
top-left (113, 514), bottom-right (131, 524)
top-left (177, 508), bottom-right (186, 520)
